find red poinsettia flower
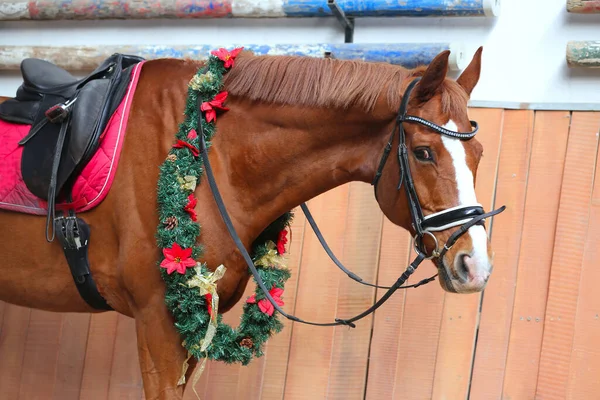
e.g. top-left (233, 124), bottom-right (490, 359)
top-left (205, 293), bottom-right (213, 318)
top-left (184, 194), bottom-right (197, 221)
top-left (201, 91), bottom-right (229, 123)
top-left (277, 229), bottom-right (288, 254)
top-left (187, 128), bottom-right (198, 140)
top-left (246, 286), bottom-right (284, 317)
top-left (160, 243), bottom-right (196, 275)
top-left (172, 139), bottom-right (200, 157)
top-left (211, 47), bottom-right (243, 69)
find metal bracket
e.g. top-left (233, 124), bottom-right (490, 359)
top-left (327, 0), bottom-right (354, 43)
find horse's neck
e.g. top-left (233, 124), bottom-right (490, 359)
top-left (209, 98), bottom-right (390, 240)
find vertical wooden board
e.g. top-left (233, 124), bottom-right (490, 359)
top-left (18, 310), bottom-right (63, 398)
top-left (364, 221), bottom-right (411, 399)
top-left (501, 111), bottom-right (571, 399)
top-left (79, 312), bottom-right (119, 400)
top-left (0, 305), bottom-right (31, 398)
top-left (568, 128), bottom-right (600, 399)
top-left (250, 210), bottom-right (307, 400)
top-left (203, 294), bottom-right (246, 399)
top-left (53, 313), bottom-right (91, 400)
top-left (283, 185), bottom-right (350, 400)
top-left (0, 302), bottom-right (5, 327)
top-left (390, 255), bottom-right (444, 400)
top-left (536, 112), bottom-right (600, 400)
top-left (326, 182), bottom-right (383, 399)
top-left (107, 315), bottom-right (144, 399)
top-left (469, 110), bottom-right (535, 399)
top-left (183, 359), bottom-right (211, 400)
top-left (431, 108), bottom-right (504, 399)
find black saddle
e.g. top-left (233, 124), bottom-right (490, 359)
top-left (0, 53), bottom-right (144, 207)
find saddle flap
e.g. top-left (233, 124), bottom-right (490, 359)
top-left (69, 79), bottom-right (112, 165)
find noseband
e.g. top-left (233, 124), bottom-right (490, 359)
top-left (198, 76), bottom-right (505, 328)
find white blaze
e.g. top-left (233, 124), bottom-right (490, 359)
top-left (441, 120), bottom-right (489, 271)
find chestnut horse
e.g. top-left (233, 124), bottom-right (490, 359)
top-left (0, 47), bottom-right (496, 399)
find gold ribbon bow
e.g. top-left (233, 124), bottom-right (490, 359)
top-left (177, 175), bottom-right (197, 191)
top-left (256, 241), bottom-right (287, 269)
top-left (177, 264), bottom-right (226, 388)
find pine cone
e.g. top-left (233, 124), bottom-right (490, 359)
top-left (240, 338), bottom-right (254, 349)
top-left (167, 154), bottom-right (178, 162)
top-left (163, 216), bottom-right (178, 230)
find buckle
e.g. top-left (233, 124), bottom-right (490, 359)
top-left (45, 97), bottom-right (78, 123)
top-left (45, 103), bottom-right (69, 123)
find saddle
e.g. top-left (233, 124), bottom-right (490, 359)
top-left (0, 53), bottom-right (144, 205)
top-left (0, 53), bottom-right (144, 311)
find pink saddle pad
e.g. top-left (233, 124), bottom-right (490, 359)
top-left (0, 61), bottom-right (145, 215)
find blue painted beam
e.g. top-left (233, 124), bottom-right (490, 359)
top-left (283, 0), bottom-right (500, 17)
top-left (0, 0), bottom-right (500, 21)
top-left (0, 43), bottom-right (467, 71)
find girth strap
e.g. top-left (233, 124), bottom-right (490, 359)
top-left (55, 216), bottom-right (113, 310)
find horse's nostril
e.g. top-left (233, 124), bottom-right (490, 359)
top-left (455, 254), bottom-right (471, 283)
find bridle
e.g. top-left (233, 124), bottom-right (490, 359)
top-left (197, 76), bottom-right (505, 328)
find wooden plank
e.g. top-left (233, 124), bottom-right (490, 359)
top-left (536, 112), bottom-right (600, 400)
top-left (326, 182), bottom-right (384, 399)
top-left (18, 310), bottom-right (63, 398)
top-left (0, 44), bottom-right (465, 72)
top-left (431, 108), bottom-right (504, 400)
top-left (108, 315), bottom-right (144, 399)
top-left (469, 110), bottom-right (535, 399)
top-left (202, 298), bottom-right (246, 399)
top-left (254, 211), bottom-right (307, 400)
top-left (283, 185), bottom-right (350, 400)
top-left (567, 41), bottom-right (600, 68)
top-left (501, 111), bottom-right (571, 399)
top-left (79, 312), bottom-right (119, 400)
top-left (390, 260), bottom-right (444, 399)
top-left (0, 302), bottom-right (5, 327)
top-left (364, 222), bottom-right (411, 399)
top-left (567, 0), bottom-right (600, 13)
top-left (53, 313), bottom-right (91, 400)
top-left (0, 305), bottom-right (31, 398)
top-left (567, 122), bottom-right (600, 399)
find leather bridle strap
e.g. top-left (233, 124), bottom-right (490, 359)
top-left (300, 203), bottom-right (437, 290)
top-left (198, 103), bottom-right (431, 327)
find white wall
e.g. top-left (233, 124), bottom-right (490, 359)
top-left (0, 0), bottom-right (598, 109)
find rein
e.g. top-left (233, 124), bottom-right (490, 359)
top-left (198, 77), bottom-right (505, 328)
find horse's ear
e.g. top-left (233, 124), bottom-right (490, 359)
top-left (412, 50), bottom-right (450, 104)
top-left (456, 46), bottom-right (483, 96)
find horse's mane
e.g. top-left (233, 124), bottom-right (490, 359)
top-left (221, 52), bottom-right (469, 117)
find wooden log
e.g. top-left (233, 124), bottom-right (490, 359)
top-left (567, 0), bottom-right (600, 13)
top-left (0, 0), bottom-right (501, 21)
top-left (0, 42), bottom-right (468, 72)
top-left (567, 41), bottom-right (600, 68)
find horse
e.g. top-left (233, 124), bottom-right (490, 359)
top-left (0, 46), bottom-right (499, 399)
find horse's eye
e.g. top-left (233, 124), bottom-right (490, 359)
top-left (414, 147), bottom-right (434, 162)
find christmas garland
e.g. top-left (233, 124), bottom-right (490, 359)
top-left (155, 47), bottom-right (293, 380)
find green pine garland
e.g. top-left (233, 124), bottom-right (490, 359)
top-left (155, 48), bottom-right (293, 367)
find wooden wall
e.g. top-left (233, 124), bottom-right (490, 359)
top-left (1, 109), bottom-right (600, 399)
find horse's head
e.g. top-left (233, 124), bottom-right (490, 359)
top-left (374, 47), bottom-right (499, 294)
